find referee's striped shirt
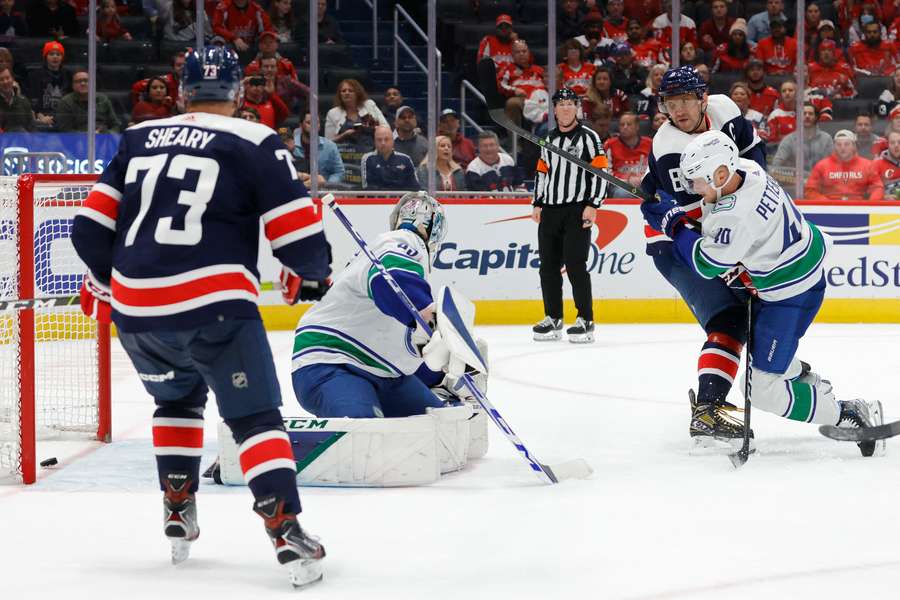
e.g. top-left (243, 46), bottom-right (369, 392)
top-left (533, 124), bottom-right (609, 207)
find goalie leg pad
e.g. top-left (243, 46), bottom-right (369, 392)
top-left (427, 404), bottom-right (474, 473)
top-left (466, 403), bottom-right (489, 460)
top-left (219, 415), bottom-right (443, 487)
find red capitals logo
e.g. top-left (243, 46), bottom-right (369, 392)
top-left (488, 209), bottom-right (629, 250)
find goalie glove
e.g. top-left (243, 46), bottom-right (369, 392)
top-left (280, 267), bottom-right (332, 304)
top-left (79, 271), bottom-right (112, 324)
top-left (422, 330), bottom-right (468, 378)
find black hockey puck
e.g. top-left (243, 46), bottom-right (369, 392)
top-left (40, 457), bottom-right (58, 468)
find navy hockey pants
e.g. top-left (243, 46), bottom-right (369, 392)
top-left (292, 363), bottom-right (444, 418)
top-left (750, 276), bottom-right (826, 375)
top-left (649, 241), bottom-right (749, 329)
top-left (118, 318), bottom-right (283, 419)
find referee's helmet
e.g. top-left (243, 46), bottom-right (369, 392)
top-left (551, 88), bottom-right (580, 105)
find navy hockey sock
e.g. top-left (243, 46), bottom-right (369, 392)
top-left (152, 405), bottom-right (205, 493)
top-left (226, 410), bottom-right (301, 515)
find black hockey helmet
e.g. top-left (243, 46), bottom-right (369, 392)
top-left (552, 88), bottom-right (580, 105)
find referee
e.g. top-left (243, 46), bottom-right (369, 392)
top-left (531, 88), bottom-right (609, 343)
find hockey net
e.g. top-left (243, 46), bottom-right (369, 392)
top-left (0, 174), bottom-right (111, 484)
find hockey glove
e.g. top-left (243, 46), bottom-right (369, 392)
top-left (280, 267), bottom-right (332, 304)
top-left (79, 271), bottom-right (112, 324)
top-left (640, 192), bottom-right (687, 238)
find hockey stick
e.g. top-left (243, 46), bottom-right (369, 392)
top-left (476, 59), bottom-right (652, 202)
top-left (819, 419), bottom-right (900, 442)
top-left (323, 193), bottom-right (593, 484)
top-left (729, 296), bottom-right (756, 468)
top-left (0, 295), bottom-right (80, 312)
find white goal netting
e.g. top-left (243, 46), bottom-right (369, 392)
top-left (0, 175), bottom-right (109, 483)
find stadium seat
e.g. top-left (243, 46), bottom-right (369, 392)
top-left (856, 76), bottom-right (890, 102)
top-left (473, 0), bottom-right (516, 23)
top-left (103, 40), bottom-right (154, 63)
top-left (832, 98), bottom-right (875, 120)
top-left (317, 44), bottom-right (353, 68)
top-left (102, 89), bottom-right (133, 114)
top-left (99, 64), bottom-right (140, 90)
top-left (3, 37), bottom-right (47, 64)
top-left (325, 68), bottom-right (373, 91)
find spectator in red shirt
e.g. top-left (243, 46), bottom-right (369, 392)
top-left (583, 66), bottom-right (630, 119)
top-left (760, 79), bottom-right (797, 144)
top-left (870, 130), bottom-right (900, 199)
top-left (557, 39), bottom-right (595, 99)
top-left (730, 81), bottom-right (765, 130)
top-left (855, 113), bottom-right (885, 159)
top-left (437, 108), bottom-right (476, 168)
top-left (744, 59), bottom-right (779, 116)
top-left (244, 33), bottom-right (306, 108)
top-left (699, 0), bottom-right (735, 52)
top-left (245, 32), bottom-right (298, 79)
top-left (651, 0), bottom-right (696, 48)
top-left (848, 20), bottom-right (898, 75)
top-left (603, 111), bottom-right (651, 196)
top-left (97, 0), bottom-right (131, 41)
top-left (603, 0), bottom-right (628, 42)
top-left (130, 51), bottom-right (185, 112)
top-left (478, 13), bottom-right (516, 69)
top-left (130, 77), bottom-right (174, 124)
top-left (497, 39), bottom-right (547, 127)
top-left (808, 40), bottom-right (857, 98)
top-left (808, 20), bottom-right (840, 62)
top-left (754, 17), bottom-right (797, 74)
top-left (805, 129), bottom-right (884, 200)
top-left (626, 19), bottom-right (664, 70)
top-left (240, 74), bottom-right (288, 129)
top-left (713, 19), bottom-right (755, 72)
top-left (212, 0), bottom-right (272, 53)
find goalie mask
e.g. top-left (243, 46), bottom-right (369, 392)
top-left (388, 192), bottom-right (447, 255)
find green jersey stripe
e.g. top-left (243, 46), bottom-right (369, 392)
top-left (692, 238), bottom-right (729, 279)
top-left (366, 254), bottom-right (426, 298)
top-left (293, 330), bottom-right (394, 374)
top-left (751, 223), bottom-right (826, 291)
top-left (787, 380), bottom-right (814, 422)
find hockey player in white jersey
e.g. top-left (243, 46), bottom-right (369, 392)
top-left (291, 192), bottom-right (485, 418)
top-left (640, 65), bottom-right (768, 445)
top-left (641, 130), bottom-right (884, 456)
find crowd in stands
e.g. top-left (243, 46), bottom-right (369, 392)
top-left (2, 0), bottom-right (900, 198)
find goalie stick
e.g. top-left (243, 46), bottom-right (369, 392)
top-left (819, 419), bottom-right (900, 443)
top-left (0, 295), bottom-right (79, 312)
top-left (476, 58), bottom-right (651, 202)
top-left (323, 193), bottom-right (593, 484)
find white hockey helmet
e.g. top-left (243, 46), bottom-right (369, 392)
top-left (679, 130), bottom-right (739, 199)
top-left (388, 191), bottom-right (447, 254)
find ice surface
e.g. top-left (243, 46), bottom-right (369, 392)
top-left (2, 324), bottom-right (900, 599)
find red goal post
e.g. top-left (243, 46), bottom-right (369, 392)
top-left (1, 174), bottom-right (111, 485)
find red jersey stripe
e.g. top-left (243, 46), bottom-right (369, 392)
top-left (113, 272), bottom-right (258, 307)
top-left (84, 190), bottom-right (120, 221)
top-left (264, 205), bottom-right (320, 241)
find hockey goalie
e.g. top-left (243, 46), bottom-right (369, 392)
top-left (213, 193), bottom-right (490, 486)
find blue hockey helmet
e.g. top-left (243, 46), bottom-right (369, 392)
top-left (181, 46), bottom-right (242, 104)
top-left (658, 65), bottom-right (707, 99)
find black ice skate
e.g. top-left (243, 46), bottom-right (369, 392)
top-left (837, 399), bottom-right (885, 457)
top-left (532, 316), bottom-right (563, 341)
top-left (254, 495), bottom-right (326, 589)
top-left (566, 317), bottom-right (595, 344)
top-left (162, 472), bottom-right (199, 565)
top-left (689, 390), bottom-right (753, 451)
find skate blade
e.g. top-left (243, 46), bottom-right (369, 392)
top-left (567, 333), bottom-right (594, 344)
top-left (286, 558), bottom-right (324, 589)
top-left (689, 435), bottom-right (753, 455)
top-left (170, 539), bottom-right (194, 565)
top-left (533, 331), bottom-right (562, 341)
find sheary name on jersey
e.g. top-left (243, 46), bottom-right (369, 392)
top-left (143, 127), bottom-right (217, 150)
top-left (688, 159), bottom-right (829, 302)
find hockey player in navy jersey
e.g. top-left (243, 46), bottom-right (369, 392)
top-left (639, 65), bottom-right (768, 447)
top-left (71, 47), bottom-right (331, 588)
top-left (641, 130), bottom-right (884, 456)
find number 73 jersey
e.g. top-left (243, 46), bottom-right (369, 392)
top-left (71, 112), bottom-right (331, 332)
top-left (688, 158), bottom-right (830, 302)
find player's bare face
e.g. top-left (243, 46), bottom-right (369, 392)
top-left (889, 133), bottom-right (900, 159)
top-left (664, 94), bottom-right (703, 132)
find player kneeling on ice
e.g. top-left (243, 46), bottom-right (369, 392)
top-left (640, 130), bottom-right (885, 457)
top-left (271, 192), bottom-right (487, 485)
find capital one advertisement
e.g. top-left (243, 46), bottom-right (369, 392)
top-left (256, 197), bottom-right (900, 309)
